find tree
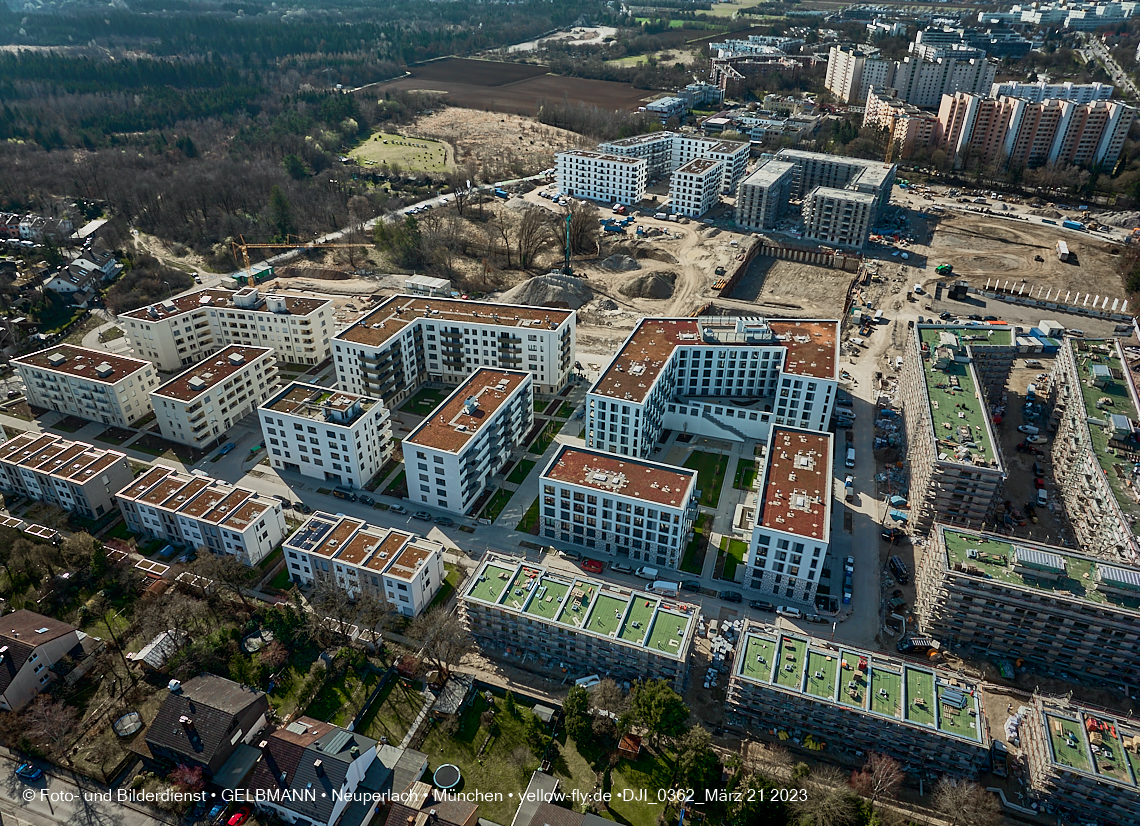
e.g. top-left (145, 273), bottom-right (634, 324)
top-left (563, 685), bottom-right (591, 742)
top-left (494, 211), bottom-right (514, 269)
top-left (590, 678), bottom-right (627, 717)
top-left (283, 154), bottom-right (308, 180)
top-left (932, 777), bottom-right (1002, 826)
top-left (790, 765), bottom-right (859, 826)
top-left (629, 679), bottom-right (689, 748)
top-left (524, 713), bottom-right (547, 756)
top-left (268, 185), bottom-right (294, 239)
top-left (550, 204), bottom-right (598, 257)
top-left (726, 773), bottom-right (781, 826)
top-left (190, 553), bottom-right (254, 613)
top-left (515, 208), bottom-right (549, 270)
top-left (23, 695), bottom-right (80, 758)
top-left (59, 531), bottom-right (98, 569)
top-left (258, 640), bottom-right (289, 670)
top-left (675, 725), bottom-right (719, 790)
top-left (306, 578), bottom-right (356, 647)
top-left (169, 763), bottom-right (206, 793)
top-left (407, 607), bottom-right (472, 679)
top-left (849, 752), bottom-right (902, 809)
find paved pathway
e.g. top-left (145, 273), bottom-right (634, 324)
top-left (399, 685), bottom-right (438, 748)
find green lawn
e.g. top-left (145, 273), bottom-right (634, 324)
top-left (720, 537), bottom-right (748, 582)
top-left (683, 450), bottom-right (728, 508)
top-left (479, 488), bottom-right (514, 523)
top-left (399, 387), bottom-right (449, 417)
top-left (555, 402), bottom-right (576, 419)
top-left (383, 470), bottom-right (407, 497)
top-left (267, 643), bottom-right (323, 719)
top-left (550, 735), bottom-right (599, 805)
top-left (732, 458), bottom-right (757, 490)
top-left (98, 326), bottom-right (125, 343)
top-left (269, 568), bottom-right (294, 591)
top-left (350, 131), bottom-right (452, 174)
top-left (306, 668), bottom-right (381, 727)
top-left (528, 419), bottom-right (564, 455)
top-left (605, 750), bottom-right (675, 826)
top-left (517, 497), bottom-right (540, 533)
top-left (104, 520), bottom-right (135, 541)
top-left (506, 460), bottom-right (536, 485)
top-left (419, 692), bottom-right (550, 826)
top-left (681, 512), bottom-right (712, 575)
top-left (357, 678), bottom-right (428, 743)
top-left (428, 563), bottom-right (463, 611)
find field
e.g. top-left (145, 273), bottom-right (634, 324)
top-left (350, 132), bottom-right (451, 173)
top-left (377, 58), bottom-right (651, 115)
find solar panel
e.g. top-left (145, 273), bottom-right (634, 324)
top-left (1097, 564), bottom-right (1140, 591)
top-left (1014, 547), bottom-right (1066, 573)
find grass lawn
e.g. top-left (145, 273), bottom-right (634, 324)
top-left (720, 536), bottom-right (748, 583)
top-left (399, 386), bottom-right (450, 417)
top-left (268, 643), bottom-right (323, 719)
top-left (533, 398), bottom-right (553, 413)
top-left (681, 512), bottom-right (712, 575)
top-left (55, 415), bottom-right (88, 433)
top-left (605, 750), bottom-right (675, 826)
top-left (98, 326), bottom-right (125, 343)
top-left (305, 668), bottom-right (381, 727)
top-left (96, 426), bottom-right (136, 445)
top-left (383, 470), bottom-right (407, 498)
top-left (419, 692), bottom-right (549, 826)
top-left (268, 568), bottom-right (294, 591)
top-left (131, 434), bottom-right (206, 464)
top-left (428, 563), bottom-right (463, 611)
top-left (528, 419), bottom-right (564, 455)
top-left (555, 402), bottom-right (576, 419)
top-left (358, 678), bottom-right (428, 744)
top-left (732, 458), bottom-right (757, 490)
top-left (506, 459), bottom-right (536, 485)
top-left (105, 520), bottom-right (135, 541)
top-left (517, 497), bottom-right (540, 533)
top-left (351, 132), bottom-right (452, 174)
top-left (683, 450), bottom-right (728, 508)
top-left (550, 735), bottom-right (598, 807)
top-left (479, 488), bottom-right (514, 523)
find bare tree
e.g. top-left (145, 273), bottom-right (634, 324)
top-left (190, 553), bottom-right (254, 613)
top-left (23, 695), bottom-right (80, 758)
top-left (590, 678), bottom-right (627, 717)
top-left (494, 211), bottom-right (514, 269)
top-left (407, 607), bottom-right (472, 680)
top-left (791, 765), bottom-right (859, 826)
top-left (515, 208), bottom-right (550, 270)
top-left (849, 752), bottom-right (903, 809)
top-left (307, 578), bottom-right (356, 647)
top-left (932, 777), bottom-right (1002, 826)
top-left (355, 590), bottom-right (397, 640)
top-left (549, 204), bottom-right (597, 259)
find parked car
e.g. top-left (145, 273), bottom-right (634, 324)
top-left (1025, 434), bottom-right (1047, 444)
top-left (1033, 461), bottom-right (1044, 476)
top-left (207, 804), bottom-right (227, 825)
top-left (881, 527), bottom-right (907, 542)
top-left (433, 516), bottom-right (454, 526)
top-left (842, 588), bottom-right (852, 604)
top-left (413, 511), bottom-right (433, 521)
top-left (218, 442), bottom-right (236, 456)
top-left (805, 613), bottom-right (827, 624)
top-left (581, 558), bottom-right (605, 574)
top-left (389, 504), bottom-right (407, 515)
top-left (228, 806), bottom-right (252, 826)
top-left (1034, 477), bottom-right (1045, 490)
top-left (15, 762), bottom-right (42, 781)
top-left (680, 580), bottom-right (702, 593)
top-left (844, 555), bottom-right (855, 572)
top-left (274, 494), bottom-right (291, 505)
top-left (6, 389), bottom-right (20, 399)
top-left (359, 494), bottom-right (376, 506)
top-left (719, 591), bottom-right (743, 603)
top-left (749, 600), bottom-right (776, 612)
top-left (295, 502), bottom-right (312, 513)
top-left (610, 561), bottom-right (633, 574)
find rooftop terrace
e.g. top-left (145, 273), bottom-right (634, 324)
top-left (1036, 698), bottom-right (1140, 787)
top-left (262, 381), bottom-right (379, 425)
top-left (120, 287), bottom-right (328, 322)
top-left (404, 369), bottom-right (529, 454)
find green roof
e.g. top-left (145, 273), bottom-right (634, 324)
top-left (775, 637), bottom-right (806, 689)
top-left (917, 327), bottom-right (1001, 470)
top-left (806, 650), bottom-right (838, 700)
top-left (1086, 715), bottom-right (1135, 785)
top-left (467, 564), bottom-right (514, 603)
top-left (936, 684), bottom-right (980, 740)
top-left (1047, 714), bottom-right (1093, 773)
top-left (584, 592), bottom-right (627, 636)
top-left (645, 610), bottom-right (691, 655)
top-left (503, 567), bottom-right (541, 611)
top-left (740, 636), bottom-right (775, 683)
top-left (1071, 339), bottom-right (1140, 537)
top-left (620, 594), bottom-right (660, 644)
top-left (523, 576), bottom-right (569, 620)
top-left (870, 668), bottom-right (901, 718)
top-left (904, 668), bottom-right (936, 728)
top-left (838, 652), bottom-right (867, 708)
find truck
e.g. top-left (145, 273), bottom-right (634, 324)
top-left (603, 224), bottom-right (625, 234)
top-left (1056, 240), bottom-right (1069, 261)
top-left (935, 264), bottom-right (953, 275)
top-left (1062, 219), bottom-right (1083, 231)
top-left (493, 188), bottom-right (509, 199)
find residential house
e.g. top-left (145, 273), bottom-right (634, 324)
top-left (0, 610), bottom-right (82, 712)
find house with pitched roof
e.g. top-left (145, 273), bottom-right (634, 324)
top-left (0, 610), bottom-right (82, 711)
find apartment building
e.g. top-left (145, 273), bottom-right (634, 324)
top-left (554, 151), bottom-right (647, 206)
top-left (120, 287), bottom-right (333, 371)
top-left (460, 555), bottom-right (697, 691)
top-left (586, 316), bottom-right (839, 459)
top-left (892, 52), bottom-right (996, 108)
top-left (151, 346), bottom-right (277, 449)
top-left (863, 88), bottom-right (942, 158)
top-left (669, 158), bottom-right (724, 218)
top-left (403, 369), bottom-right (532, 515)
top-left (802, 187), bottom-right (876, 249)
top-left (938, 93), bottom-right (1135, 169)
top-left (332, 295), bottom-right (574, 405)
top-left (825, 46), bottom-right (893, 104)
top-left (899, 326), bottom-right (1007, 531)
top-left (1022, 696), bottom-right (1140, 825)
top-left (14, 345), bottom-right (158, 428)
top-left (735, 160), bottom-right (797, 231)
top-left (726, 624), bottom-right (991, 773)
top-left (0, 432), bottom-right (133, 519)
top-left (745, 428), bottom-right (832, 604)
top-left (597, 132), bottom-right (749, 194)
top-left (284, 512), bottom-right (445, 617)
top-left (992, 81), bottom-right (1115, 103)
top-left (116, 466), bottom-right (286, 565)
top-left (539, 444), bottom-right (699, 570)
top-left (913, 25), bottom-right (1030, 59)
top-left (916, 525), bottom-right (1140, 682)
top-left (1050, 338), bottom-right (1140, 561)
top-left (259, 382), bottom-right (392, 489)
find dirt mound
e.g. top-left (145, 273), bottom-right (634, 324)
top-left (601, 254), bottom-right (640, 271)
top-left (619, 271), bottom-right (677, 300)
top-left (635, 248), bottom-right (678, 264)
top-left (594, 297), bottom-right (619, 311)
top-left (1094, 210), bottom-right (1140, 229)
top-left (1028, 208), bottom-right (1063, 219)
top-left (499, 273), bottom-right (593, 309)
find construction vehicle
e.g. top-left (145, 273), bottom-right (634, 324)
top-left (231, 236), bottom-right (375, 283)
top-left (935, 264), bottom-right (953, 275)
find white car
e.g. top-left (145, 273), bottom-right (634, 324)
top-left (844, 556), bottom-right (855, 573)
top-left (1025, 435), bottom-right (1047, 444)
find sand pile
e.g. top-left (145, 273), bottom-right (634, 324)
top-left (601, 254), bottom-right (640, 271)
top-left (619, 271), bottom-right (677, 300)
top-left (636, 248), bottom-right (678, 264)
top-left (1028, 208), bottom-right (1063, 219)
top-left (499, 273), bottom-right (593, 309)
top-left (1094, 211), bottom-right (1140, 229)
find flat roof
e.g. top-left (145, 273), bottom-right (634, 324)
top-left (558, 150), bottom-right (646, 166)
top-left (590, 316), bottom-right (838, 404)
top-left (364, 529), bottom-right (416, 573)
top-left (334, 294), bottom-right (572, 349)
top-left (940, 526), bottom-right (1140, 611)
top-left (152, 346), bottom-right (272, 403)
top-left (282, 513), bottom-right (440, 578)
top-left (542, 445), bottom-right (697, 509)
top-left (676, 157), bottom-right (723, 175)
top-left (120, 287), bottom-right (328, 322)
top-left (810, 186), bottom-right (877, 204)
top-left (116, 467), bottom-right (273, 531)
top-left (741, 159), bottom-right (798, 188)
top-left (0, 432), bottom-right (126, 485)
top-left (385, 538), bottom-right (433, 581)
top-left (404, 369), bottom-right (529, 454)
top-left (463, 556), bottom-right (697, 662)
top-left (262, 381), bottom-right (379, 424)
top-left (734, 625), bottom-right (984, 743)
top-left (915, 326), bottom-right (1003, 472)
top-left (601, 132), bottom-right (675, 147)
top-left (1036, 699), bottom-right (1140, 788)
top-left (758, 427), bottom-right (832, 540)
top-left (13, 344), bottom-right (150, 384)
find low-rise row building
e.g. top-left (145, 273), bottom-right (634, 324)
top-left (460, 555), bottom-right (698, 691)
top-left (0, 432), bottom-right (133, 519)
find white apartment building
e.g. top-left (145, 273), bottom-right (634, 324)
top-left (332, 295), bottom-right (574, 406)
top-left (259, 382), bottom-right (393, 489)
top-left (586, 316), bottom-right (839, 459)
top-left (802, 187), bottom-right (876, 249)
top-left (598, 132), bottom-right (749, 194)
top-left (117, 466), bottom-right (287, 565)
top-left (284, 512), bottom-right (445, 617)
top-left (119, 287), bottom-right (334, 371)
top-left (991, 80), bottom-right (1115, 103)
top-left (539, 444), bottom-right (699, 570)
top-left (403, 369), bottom-right (532, 515)
top-left (892, 52), bottom-right (996, 108)
top-left (151, 345), bottom-right (278, 448)
top-left (0, 432), bottom-right (133, 519)
top-left (14, 344), bottom-right (159, 427)
top-left (669, 158), bottom-right (724, 218)
top-left (597, 132), bottom-right (676, 177)
top-left (825, 46), bottom-right (893, 104)
top-left (735, 159), bottom-right (797, 231)
top-left (745, 427), bottom-right (832, 604)
top-left (555, 150), bottom-right (647, 206)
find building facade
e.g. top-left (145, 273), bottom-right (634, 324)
top-left (0, 432), bottom-right (133, 519)
top-left (863, 87), bottom-right (942, 157)
top-left (284, 512), bottom-right (445, 617)
top-left (555, 151), bottom-right (647, 206)
top-left (586, 316), bottom-right (839, 459)
top-left (992, 81), bottom-right (1115, 103)
top-left (825, 46), bottom-right (893, 104)
top-left (14, 345), bottom-right (159, 427)
top-left (539, 444), bottom-right (699, 570)
top-left (801, 187), bottom-right (876, 249)
top-left (597, 132), bottom-right (749, 193)
top-left (151, 345), bottom-right (277, 448)
top-left (117, 466), bottom-right (287, 565)
top-left (0, 611), bottom-right (82, 712)
top-left (120, 287), bottom-right (334, 371)
top-left (403, 369), bottom-right (532, 515)
top-left (891, 52), bottom-right (996, 108)
top-left (460, 555), bottom-right (697, 691)
top-left (260, 382), bottom-right (392, 489)
top-left (735, 160), bottom-right (797, 231)
top-left (669, 158), bottom-right (724, 217)
top-left (332, 296), bottom-right (573, 406)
